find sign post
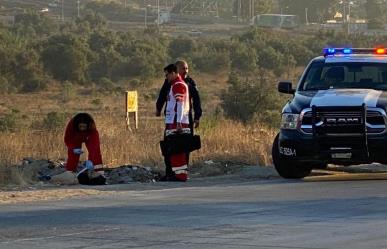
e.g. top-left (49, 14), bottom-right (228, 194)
top-left (126, 91), bottom-right (138, 130)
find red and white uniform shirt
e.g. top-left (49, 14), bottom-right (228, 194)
top-left (165, 76), bottom-right (190, 126)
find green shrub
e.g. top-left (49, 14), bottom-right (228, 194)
top-left (21, 78), bottom-right (47, 92)
top-left (98, 77), bottom-right (115, 92)
top-left (143, 88), bottom-right (159, 101)
top-left (0, 109), bottom-right (22, 132)
top-left (221, 70), bottom-right (285, 125)
top-left (192, 50), bottom-right (230, 73)
top-left (91, 98), bottom-right (102, 106)
top-left (129, 78), bottom-right (141, 88)
top-left (230, 43), bottom-right (257, 72)
top-left (42, 111), bottom-right (67, 131)
top-left (61, 81), bottom-right (76, 103)
top-left (254, 110), bottom-right (281, 129)
top-left (168, 36), bottom-right (196, 59)
top-left (0, 77), bottom-right (9, 92)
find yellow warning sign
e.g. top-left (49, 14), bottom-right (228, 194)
top-left (126, 91), bottom-right (138, 130)
top-left (126, 91), bottom-right (138, 112)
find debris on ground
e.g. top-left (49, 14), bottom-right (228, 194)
top-left (0, 158), bottom-right (161, 187)
top-left (49, 171), bottom-right (78, 185)
top-left (1, 158), bottom-right (282, 187)
top-left (1, 159), bottom-right (67, 186)
top-left (104, 165), bottom-right (161, 184)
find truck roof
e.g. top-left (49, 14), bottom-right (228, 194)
top-left (312, 54), bottom-right (387, 64)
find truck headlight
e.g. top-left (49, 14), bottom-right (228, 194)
top-left (281, 113), bottom-right (300, 130)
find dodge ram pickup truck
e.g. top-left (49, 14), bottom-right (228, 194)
top-left (273, 48), bottom-right (387, 178)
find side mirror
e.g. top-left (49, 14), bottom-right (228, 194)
top-left (278, 81), bottom-right (295, 94)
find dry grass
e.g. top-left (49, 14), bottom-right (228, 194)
top-left (0, 114), bottom-right (276, 168)
top-left (0, 72), bottom-right (278, 171)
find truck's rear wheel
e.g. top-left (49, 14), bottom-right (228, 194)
top-left (272, 133), bottom-right (312, 179)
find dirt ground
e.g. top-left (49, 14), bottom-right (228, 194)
top-left (0, 188), bottom-right (117, 204)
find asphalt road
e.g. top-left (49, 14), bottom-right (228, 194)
top-left (1, 175), bottom-right (387, 249)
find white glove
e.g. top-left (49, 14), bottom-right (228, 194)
top-left (73, 148), bottom-right (84, 155)
top-left (85, 160), bottom-right (94, 170)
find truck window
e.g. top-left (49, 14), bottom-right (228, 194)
top-left (300, 62), bottom-right (387, 91)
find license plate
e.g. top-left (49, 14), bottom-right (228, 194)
top-left (331, 153), bottom-right (352, 159)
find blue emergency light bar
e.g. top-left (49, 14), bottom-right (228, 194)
top-left (323, 47), bottom-right (387, 57)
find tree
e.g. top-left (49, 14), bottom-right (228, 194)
top-left (75, 10), bottom-right (107, 31)
top-left (230, 43), bottom-right (257, 72)
top-left (221, 69), bottom-right (283, 124)
top-left (168, 36), bottom-right (196, 60)
top-left (89, 47), bottom-right (124, 81)
top-left (13, 10), bottom-right (58, 37)
top-left (89, 30), bottom-right (116, 52)
top-left (41, 34), bottom-right (90, 83)
top-left (16, 49), bottom-right (47, 92)
top-left (192, 38), bottom-right (231, 72)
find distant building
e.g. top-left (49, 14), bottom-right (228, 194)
top-left (187, 30), bottom-right (202, 37)
top-left (253, 14), bottom-right (300, 29)
top-left (321, 19), bottom-right (368, 33)
top-left (157, 10), bottom-right (171, 24)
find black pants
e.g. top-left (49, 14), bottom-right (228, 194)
top-left (164, 156), bottom-right (173, 177)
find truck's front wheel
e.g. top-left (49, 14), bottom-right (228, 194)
top-left (272, 133), bottom-right (312, 179)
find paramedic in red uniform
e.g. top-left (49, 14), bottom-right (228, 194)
top-left (162, 64), bottom-right (191, 181)
top-left (64, 113), bottom-right (103, 172)
top-left (156, 60), bottom-right (202, 179)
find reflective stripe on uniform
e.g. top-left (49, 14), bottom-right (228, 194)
top-left (172, 165), bottom-right (188, 171)
top-left (175, 170), bottom-right (188, 175)
top-left (94, 164), bottom-right (104, 170)
top-left (165, 128), bottom-right (191, 136)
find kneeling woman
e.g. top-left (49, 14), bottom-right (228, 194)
top-left (64, 113), bottom-right (105, 184)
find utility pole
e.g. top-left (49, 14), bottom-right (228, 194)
top-left (145, 6), bottom-right (147, 28)
top-left (216, 1), bottom-right (219, 18)
top-left (342, 1), bottom-right (347, 22)
top-left (237, 0), bottom-right (241, 23)
top-left (251, 0), bottom-right (255, 20)
top-left (305, 7), bottom-right (308, 25)
top-left (61, 0), bottom-right (64, 21)
top-left (347, 1), bottom-right (353, 35)
top-left (157, 0), bottom-right (160, 27)
top-left (249, 0), bottom-right (252, 21)
top-left (77, 0), bottom-right (80, 18)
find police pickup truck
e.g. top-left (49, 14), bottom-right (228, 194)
top-left (273, 48), bottom-right (387, 178)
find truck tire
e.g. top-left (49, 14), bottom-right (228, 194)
top-left (272, 133), bottom-right (312, 179)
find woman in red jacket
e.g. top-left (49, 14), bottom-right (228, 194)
top-left (64, 113), bottom-right (103, 172)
